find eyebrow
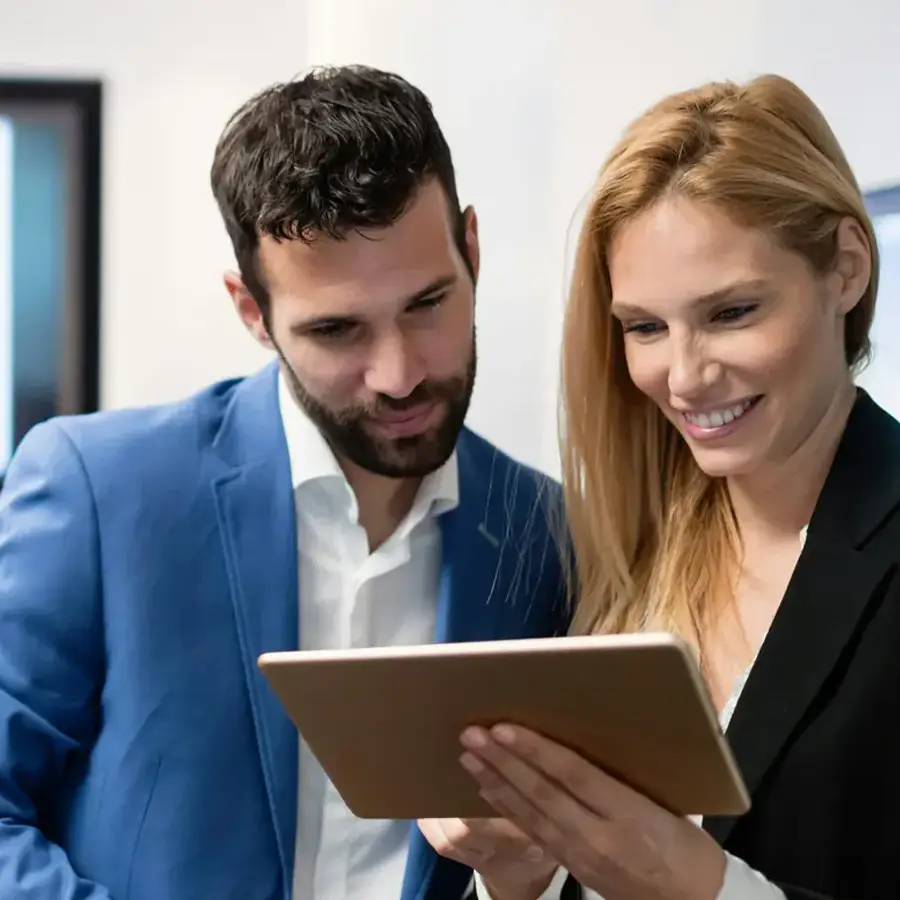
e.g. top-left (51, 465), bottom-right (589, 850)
top-left (289, 273), bottom-right (459, 335)
top-left (610, 278), bottom-right (771, 317)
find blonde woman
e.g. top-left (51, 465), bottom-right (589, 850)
top-left (426, 74), bottom-right (900, 900)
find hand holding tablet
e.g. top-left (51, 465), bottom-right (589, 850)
top-left (417, 815), bottom-right (558, 899)
top-left (448, 718), bottom-right (730, 900)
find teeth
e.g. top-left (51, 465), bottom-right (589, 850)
top-left (685, 399), bottom-right (754, 429)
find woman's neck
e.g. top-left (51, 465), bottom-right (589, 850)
top-left (727, 383), bottom-right (856, 543)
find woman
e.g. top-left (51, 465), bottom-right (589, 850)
top-left (422, 74), bottom-right (900, 899)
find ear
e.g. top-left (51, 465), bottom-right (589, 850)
top-left (831, 216), bottom-right (873, 316)
top-left (462, 205), bottom-right (480, 284)
top-left (224, 271), bottom-right (274, 349)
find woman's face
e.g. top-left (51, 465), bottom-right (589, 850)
top-left (607, 194), bottom-right (870, 480)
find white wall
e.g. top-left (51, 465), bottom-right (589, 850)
top-left (2, 0), bottom-right (899, 478)
top-left (0, 0), bottom-right (308, 407)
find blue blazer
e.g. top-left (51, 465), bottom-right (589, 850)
top-left (0, 363), bottom-right (570, 900)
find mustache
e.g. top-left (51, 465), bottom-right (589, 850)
top-left (335, 379), bottom-right (463, 423)
top-left (375, 384), bottom-right (436, 412)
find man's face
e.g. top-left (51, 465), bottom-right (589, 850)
top-left (229, 180), bottom-right (479, 478)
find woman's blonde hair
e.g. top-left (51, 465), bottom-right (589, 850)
top-left (561, 74), bottom-right (879, 658)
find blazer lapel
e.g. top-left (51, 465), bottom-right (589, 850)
top-left (703, 541), bottom-right (891, 845)
top-left (403, 435), bottom-right (521, 900)
top-left (211, 364), bottom-right (299, 885)
top-left (705, 391), bottom-right (900, 846)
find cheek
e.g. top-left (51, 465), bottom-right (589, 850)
top-left (285, 342), bottom-right (364, 401)
top-left (623, 342), bottom-right (669, 401)
top-left (729, 322), bottom-right (821, 389)
top-left (418, 334), bottom-right (468, 379)
top-left (418, 310), bottom-right (473, 376)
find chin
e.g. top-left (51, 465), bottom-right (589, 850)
top-left (688, 447), bottom-right (761, 480)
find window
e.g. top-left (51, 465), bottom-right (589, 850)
top-left (860, 185), bottom-right (900, 420)
top-left (0, 79), bottom-right (101, 481)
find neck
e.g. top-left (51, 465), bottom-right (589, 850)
top-left (727, 382), bottom-right (856, 543)
top-left (341, 458), bottom-right (422, 551)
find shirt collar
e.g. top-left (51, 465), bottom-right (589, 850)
top-left (277, 372), bottom-right (459, 518)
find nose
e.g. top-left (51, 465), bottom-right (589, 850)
top-left (667, 332), bottom-right (720, 399)
top-left (364, 330), bottom-right (426, 399)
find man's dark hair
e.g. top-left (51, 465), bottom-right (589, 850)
top-left (210, 65), bottom-right (468, 319)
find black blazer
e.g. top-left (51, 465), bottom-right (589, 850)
top-left (545, 390), bottom-right (900, 900)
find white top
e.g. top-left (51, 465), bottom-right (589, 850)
top-left (278, 375), bottom-right (459, 900)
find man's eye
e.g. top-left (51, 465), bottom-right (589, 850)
top-left (410, 293), bottom-right (446, 312)
top-left (311, 322), bottom-right (356, 340)
top-left (713, 304), bottom-right (757, 323)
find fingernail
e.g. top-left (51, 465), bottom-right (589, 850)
top-left (524, 846), bottom-right (544, 862)
top-left (492, 725), bottom-right (516, 745)
top-left (461, 728), bottom-right (488, 749)
top-left (460, 752), bottom-right (484, 773)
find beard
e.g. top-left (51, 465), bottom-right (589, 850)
top-left (276, 336), bottom-right (476, 479)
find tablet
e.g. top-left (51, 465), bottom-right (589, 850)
top-left (257, 632), bottom-right (750, 820)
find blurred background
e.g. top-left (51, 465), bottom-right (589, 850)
top-left (1, 0), bottom-right (899, 480)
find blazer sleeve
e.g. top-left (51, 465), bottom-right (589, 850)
top-left (0, 422), bottom-right (111, 898)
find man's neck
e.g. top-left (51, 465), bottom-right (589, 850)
top-left (340, 458), bottom-right (423, 551)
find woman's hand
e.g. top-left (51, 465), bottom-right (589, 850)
top-left (418, 816), bottom-right (559, 899)
top-left (459, 724), bottom-right (727, 900)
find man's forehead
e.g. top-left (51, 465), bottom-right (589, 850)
top-left (259, 207), bottom-right (458, 300)
top-left (261, 234), bottom-right (454, 296)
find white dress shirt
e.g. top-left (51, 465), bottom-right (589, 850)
top-left (279, 376), bottom-right (459, 900)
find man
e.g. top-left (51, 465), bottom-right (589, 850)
top-left (0, 66), bottom-right (569, 900)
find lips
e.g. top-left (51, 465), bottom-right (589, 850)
top-left (375, 402), bottom-right (435, 425)
top-left (682, 397), bottom-right (758, 429)
top-left (677, 395), bottom-right (764, 443)
top-left (370, 401), bottom-right (439, 437)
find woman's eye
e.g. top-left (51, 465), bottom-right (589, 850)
top-left (622, 321), bottom-right (664, 336)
